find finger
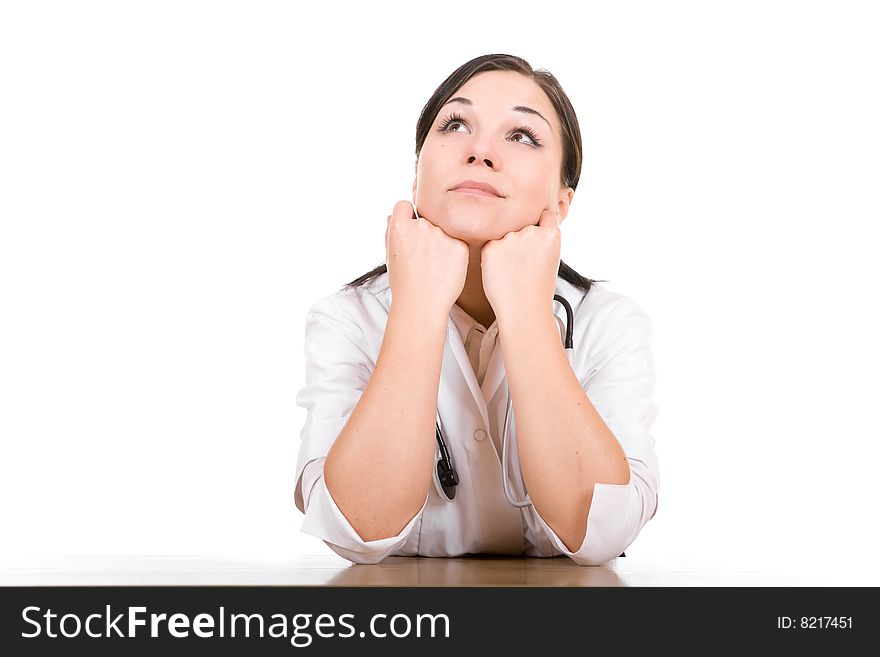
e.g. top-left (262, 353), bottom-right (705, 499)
top-left (393, 199), bottom-right (417, 222)
top-left (538, 208), bottom-right (560, 228)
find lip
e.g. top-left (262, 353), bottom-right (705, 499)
top-left (450, 179), bottom-right (504, 198)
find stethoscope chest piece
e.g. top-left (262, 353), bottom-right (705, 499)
top-left (435, 419), bottom-right (459, 500)
top-left (437, 458), bottom-right (459, 500)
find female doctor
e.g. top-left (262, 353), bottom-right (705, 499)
top-left (295, 53), bottom-right (660, 566)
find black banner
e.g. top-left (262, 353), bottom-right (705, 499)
top-left (0, 586), bottom-right (867, 654)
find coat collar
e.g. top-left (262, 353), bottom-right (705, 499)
top-left (371, 274), bottom-right (584, 431)
top-left (443, 277), bottom-right (580, 434)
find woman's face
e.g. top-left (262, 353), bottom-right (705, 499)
top-left (413, 70), bottom-right (573, 245)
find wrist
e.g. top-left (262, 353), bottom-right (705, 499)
top-left (389, 298), bottom-right (450, 331)
top-left (496, 306), bottom-right (557, 336)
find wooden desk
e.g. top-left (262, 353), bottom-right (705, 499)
top-left (0, 554), bottom-right (848, 586)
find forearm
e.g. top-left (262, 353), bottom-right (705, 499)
top-left (497, 312), bottom-right (631, 552)
top-left (323, 302), bottom-right (447, 542)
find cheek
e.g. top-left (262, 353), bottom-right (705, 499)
top-left (502, 204), bottom-right (539, 231)
top-left (524, 177), bottom-right (551, 201)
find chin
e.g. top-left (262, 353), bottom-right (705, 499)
top-left (442, 207), bottom-right (498, 227)
top-left (447, 227), bottom-right (504, 245)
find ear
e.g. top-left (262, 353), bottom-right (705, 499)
top-left (555, 188), bottom-right (575, 224)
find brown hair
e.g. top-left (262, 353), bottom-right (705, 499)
top-left (343, 53), bottom-right (605, 294)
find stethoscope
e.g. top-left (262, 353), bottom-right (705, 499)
top-left (435, 294), bottom-right (574, 507)
top-left (410, 197), bottom-right (575, 508)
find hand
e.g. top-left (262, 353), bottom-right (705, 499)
top-left (385, 200), bottom-right (470, 319)
top-left (480, 209), bottom-right (561, 321)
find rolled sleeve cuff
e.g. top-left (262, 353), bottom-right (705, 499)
top-left (533, 460), bottom-right (657, 566)
top-left (300, 472), bottom-right (428, 565)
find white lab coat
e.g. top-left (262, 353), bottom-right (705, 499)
top-left (294, 272), bottom-right (660, 566)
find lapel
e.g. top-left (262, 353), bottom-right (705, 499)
top-left (443, 280), bottom-right (573, 449)
top-left (445, 314), bottom-right (494, 433)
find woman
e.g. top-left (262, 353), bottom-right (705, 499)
top-left (295, 54), bottom-right (660, 566)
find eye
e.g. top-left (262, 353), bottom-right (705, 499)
top-left (436, 112), bottom-right (543, 148)
top-left (511, 126), bottom-right (541, 147)
top-left (437, 112), bottom-right (468, 133)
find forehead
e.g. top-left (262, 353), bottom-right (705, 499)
top-left (451, 71), bottom-right (556, 131)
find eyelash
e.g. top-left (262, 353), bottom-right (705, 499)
top-left (436, 111), bottom-right (543, 147)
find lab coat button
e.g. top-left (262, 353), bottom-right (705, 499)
top-left (474, 429), bottom-right (487, 442)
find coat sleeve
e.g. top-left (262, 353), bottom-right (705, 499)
top-left (294, 294), bottom-right (428, 564)
top-left (531, 296), bottom-right (661, 566)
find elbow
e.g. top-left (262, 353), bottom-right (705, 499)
top-left (325, 541), bottom-right (394, 565)
top-left (566, 539), bottom-right (631, 567)
top-left (564, 527), bottom-right (636, 567)
top-left (569, 554), bottom-right (616, 567)
top-left (299, 473), bottom-right (425, 566)
top-left (563, 476), bottom-right (658, 567)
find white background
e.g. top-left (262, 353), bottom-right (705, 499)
top-left (1, 1), bottom-right (878, 581)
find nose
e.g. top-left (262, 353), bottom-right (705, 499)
top-left (468, 155), bottom-right (494, 168)
top-left (465, 137), bottom-right (497, 169)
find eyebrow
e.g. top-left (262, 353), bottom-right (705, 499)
top-left (442, 96), bottom-right (551, 130)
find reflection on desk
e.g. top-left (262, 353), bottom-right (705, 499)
top-left (328, 555), bottom-right (624, 587)
top-left (0, 554), bottom-right (845, 587)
